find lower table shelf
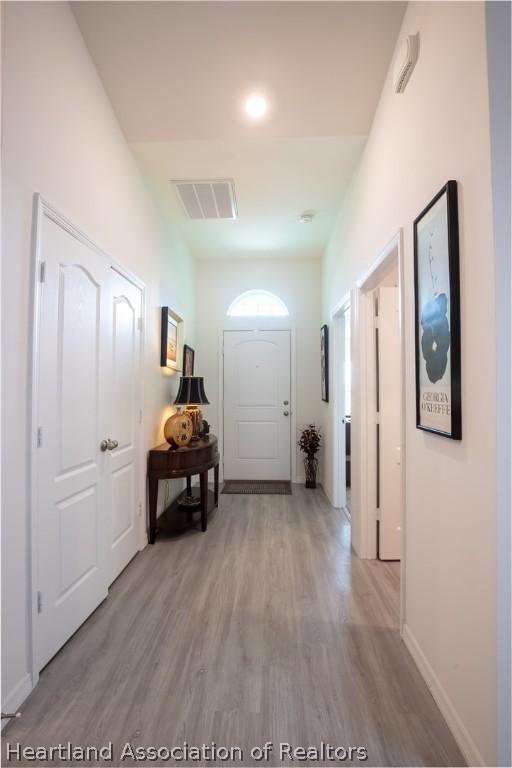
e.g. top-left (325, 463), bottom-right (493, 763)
top-left (154, 490), bottom-right (217, 539)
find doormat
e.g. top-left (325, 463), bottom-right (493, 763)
top-left (222, 480), bottom-right (292, 495)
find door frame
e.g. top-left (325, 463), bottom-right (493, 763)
top-left (29, 194), bottom-right (146, 687)
top-left (330, 293), bottom-right (351, 510)
top-left (341, 230), bottom-right (406, 630)
top-left (218, 322), bottom-right (297, 483)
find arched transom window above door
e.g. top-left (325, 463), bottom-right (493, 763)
top-left (227, 290), bottom-right (289, 317)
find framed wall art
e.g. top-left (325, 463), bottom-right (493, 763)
top-left (414, 180), bottom-right (461, 439)
top-left (182, 344), bottom-right (195, 376)
top-left (160, 307), bottom-right (183, 370)
top-left (320, 324), bottom-right (329, 402)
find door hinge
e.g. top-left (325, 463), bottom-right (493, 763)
top-left (37, 591), bottom-right (43, 614)
top-left (138, 502), bottom-right (142, 517)
top-left (375, 508), bottom-right (381, 521)
top-left (137, 317), bottom-right (143, 332)
top-left (37, 427), bottom-right (43, 447)
top-left (39, 262), bottom-right (46, 283)
top-left (139, 410), bottom-right (143, 425)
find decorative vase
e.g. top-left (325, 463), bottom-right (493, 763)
top-left (304, 453), bottom-right (318, 489)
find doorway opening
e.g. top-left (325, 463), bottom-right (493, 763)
top-left (355, 231), bottom-right (406, 623)
top-left (332, 231), bottom-right (405, 622)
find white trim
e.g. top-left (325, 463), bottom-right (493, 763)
top-left (29, 194), bottom-right (147, 691)
top-left (330, 293), bottom-right (351, 509)
top-left (402, 624), bottom-right (485, 767)
top-left (1, 674), bottom-right (32, 729)
top-left (219, 325), bottom-right (297, 483)
top-left (330, 292), bottom-right (351, 321)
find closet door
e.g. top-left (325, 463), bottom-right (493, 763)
top-left (36, 215), bottom-right (111, 670)
top-left (108, 269), bottom-right (143, 583)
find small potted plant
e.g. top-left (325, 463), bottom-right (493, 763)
top-left (298, 424), bottom-right (322, 489)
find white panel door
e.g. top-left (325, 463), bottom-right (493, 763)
top-left (224, 330), bottom-right (291, 480)
top-left (377, 286), bottom-right (401, 560)
top-left (36, 216), bottom-right (111, 669)
top-left (108, 269), bottom-right (142, 583)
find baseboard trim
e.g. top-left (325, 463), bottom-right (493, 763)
top-left (1, 673), bottom-right (33, 730)
top-left (402, 624), bottom-right (485, 767)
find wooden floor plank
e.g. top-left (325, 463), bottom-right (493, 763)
top-left (2, 487), bottom-right (465, 766)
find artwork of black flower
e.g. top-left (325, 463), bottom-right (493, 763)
top-left (420, 293), bottom-right (450, 383)
top-left (413, 180), bottom-right (461, 440)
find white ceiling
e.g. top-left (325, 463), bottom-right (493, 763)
top-left (73, 1), bottom-right (406, 259)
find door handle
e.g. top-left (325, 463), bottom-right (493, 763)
top-left (100, 438), bottom-right (118, 452)
top-left (283, 400), bottom-right (289, 405)
top-left (283, 410), bottom-right (289, 416)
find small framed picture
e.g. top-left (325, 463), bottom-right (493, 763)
top-left (414, 180), bottom-right (461, 439)
top-left (182, 344), bottom-right (195, 376)
top-left (160, 307), bottom-right (183, 370)
top-left (320, 324), bottom-right (329, 402)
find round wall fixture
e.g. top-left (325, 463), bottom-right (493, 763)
top-left (300, 211), bottom-right (316, 224)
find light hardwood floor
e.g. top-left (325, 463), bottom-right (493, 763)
top-left (3, 487), bottom-right (464, 766)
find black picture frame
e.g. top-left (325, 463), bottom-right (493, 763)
top-left (321, 324), bottom-right (329, 402)
top-left (182, 344), bottom-right (195, 376)
top-left (413, 180), bottom-right (461, 439)
top-left (160, 307), bottom-right (183, 370)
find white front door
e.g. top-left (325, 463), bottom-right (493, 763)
top-left (224, 330), bottom-right (291, 480)
top-left (377, 286), bottom-right (401, 560)
top-left (36, 216), bottom-right (111, 669)
top-left (108, 269), bottom-right (142, 583)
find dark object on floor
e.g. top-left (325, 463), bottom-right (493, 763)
top-left (222, 480), bottom-right (292, 495)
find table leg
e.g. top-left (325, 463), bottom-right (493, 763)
top-left (214, 462), bottom-right (219, 507)
top-left (200, 470), bottom-right (208, 532)
top-left (148, 476), bottom-right (158, 544)
top-left (186, 475), bottom-right (192, 496)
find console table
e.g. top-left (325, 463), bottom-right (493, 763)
top-left (147, 435), bottom-right (219, 543)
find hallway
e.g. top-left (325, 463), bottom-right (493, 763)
top-left (3, 488), bottom-right (463, 766)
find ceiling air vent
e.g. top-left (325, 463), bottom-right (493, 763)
top-left (393, 34), bottom-right (419, 93)
top-left (172, 179), bottom-right (238, 220)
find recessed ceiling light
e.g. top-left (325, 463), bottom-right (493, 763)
top-left (245, 94), bottom-right (267, 120)
top-left (300, 211), bottom-right (316, 224)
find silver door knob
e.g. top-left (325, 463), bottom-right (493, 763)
top-left (283, 410), bottom-right (289, 416)
top-left (100, 438), bottom-right (118, 452)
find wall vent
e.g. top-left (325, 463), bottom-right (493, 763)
top-left (393, 34), bottom-right (419, 93)
top-left (172, 179), bottom-right (238, 220)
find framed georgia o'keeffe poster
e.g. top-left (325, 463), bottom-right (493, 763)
top-left (414, 180), bottom-right (461, 439)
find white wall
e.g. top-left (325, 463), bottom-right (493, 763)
top-left (486, 5), bottom-right (511, 766)
top-left (1, 2), bottom-right (195, 714)
top-left (321, 2), bottom-right (497, 765)
top-left (195, 258), bottom-right (322, 482)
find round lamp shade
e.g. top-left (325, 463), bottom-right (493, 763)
top-left (173, 376), bottom-right (210, 406)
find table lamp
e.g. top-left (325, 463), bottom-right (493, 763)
top-left (173, 376), bottom-right (210, 440)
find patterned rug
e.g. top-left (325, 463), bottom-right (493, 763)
top-left (222, 480), bottom-right (292, 495)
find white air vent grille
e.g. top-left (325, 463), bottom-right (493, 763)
top-left (172, 179), bottom-right (238, 220)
